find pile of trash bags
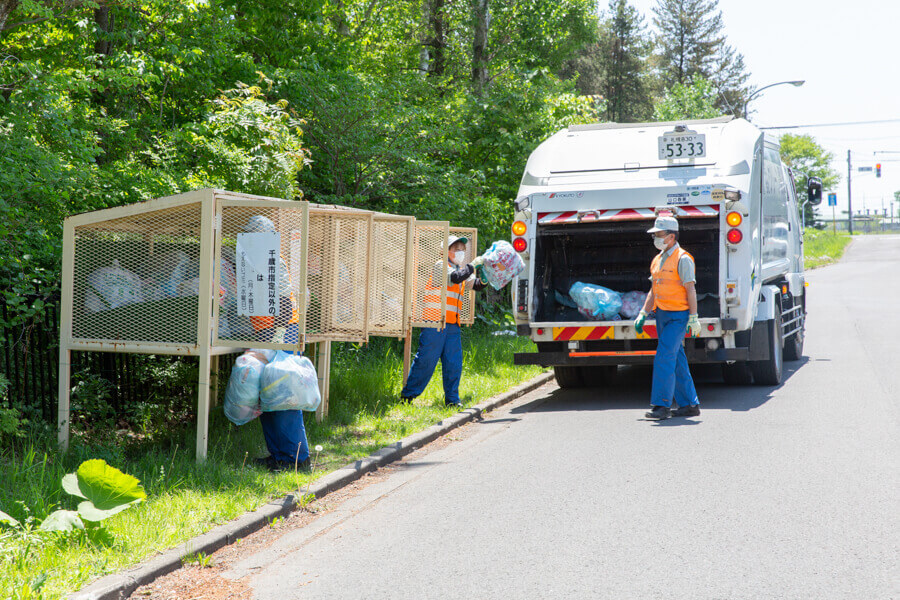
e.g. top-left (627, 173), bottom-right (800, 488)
top-left (224, 349), bottom-right (321, 426)
top-left (480, 241), bottom-right (526, 290)
top-left (84, 260), bottom-right (143, 312)
top-left (565, 282), bottom-right (648, 321)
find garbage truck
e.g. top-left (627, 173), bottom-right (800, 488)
top-left (510, 116), bottom-right (822, 387)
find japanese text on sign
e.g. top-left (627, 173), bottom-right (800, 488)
top-left (236, 232), bottom-right (281, 317)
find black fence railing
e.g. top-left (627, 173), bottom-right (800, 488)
top-left (1, 293), bottom-right (195, 426)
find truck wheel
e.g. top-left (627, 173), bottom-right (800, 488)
top-left (722, 361), bottom-right (753, 385)
top-left (553, 366), bottom-right (583, 388)
top-left (750, 311), bottom-right (783, 386)
top-left (580, 365), bottom-right (617, 388)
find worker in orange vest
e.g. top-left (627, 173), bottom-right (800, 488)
top-left (634, 215), bottom-right (701, 420)
top-left (400, 235), bottom-right (486, 407)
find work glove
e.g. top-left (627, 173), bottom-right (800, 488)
top-left (687, 314), bottom-right (700, 338)
top-left (634, 310), bottom-right (648, 334)
top-left (470, 255), bottom-right (485, 267)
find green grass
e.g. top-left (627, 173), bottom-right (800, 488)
top-left (804, 228), bottom-right (853, 269)
top-left (0, 328), bottom-right (542, 599)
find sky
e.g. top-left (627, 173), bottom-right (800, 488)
top-left (626, 0), bottom-right (900, 221)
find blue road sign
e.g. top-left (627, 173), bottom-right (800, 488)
top-left (828, 193), bottom-right (837, 207)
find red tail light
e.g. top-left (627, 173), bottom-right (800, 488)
top-left (726, 229), bottom-right (743, 244)
top-left (513, 238), bottom-right (527, 252)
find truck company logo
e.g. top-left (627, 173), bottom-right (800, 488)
top-left (549, 192), bottom-right (583, 198)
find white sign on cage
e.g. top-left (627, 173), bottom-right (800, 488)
top-left (236, 232), bottom-right (281, 317)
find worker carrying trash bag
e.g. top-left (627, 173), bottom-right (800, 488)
top-left (400, 235), bottom-right (487, 408)
top-left (240, 215), bottom-right (309, 471)
top-left (634, 215), bottom-right (701, 420)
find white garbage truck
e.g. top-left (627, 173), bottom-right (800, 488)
top-left (510, 116), bottom-right (822, 387)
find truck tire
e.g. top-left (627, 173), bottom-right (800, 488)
top-left (722, 361), bottom-right (753, 385)
top-left (750, 311), bottom-right (783, 386)
top-left (553, 366), bottom-right (583, 388)
top-left (580, 365), bottom-right (617, 388)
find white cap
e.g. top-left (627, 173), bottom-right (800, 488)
top-left (243, 215), bottom-right (276, 233)
top-left (448, 234), bottom-right (469, 247)
top-left (647, 215), bottom-right (679, 233)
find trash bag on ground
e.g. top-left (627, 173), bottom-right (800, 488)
top-left (568, 282), bottom-right (623, 321)
top-left (619, 291), bottom-right (648, 320)
top-left (224, 352), bottom-right (267, 426)
top-left (481, 241), bottom-right (526, 290)
top-left (85, 260), bottom-right (142, 312)
top-left (259, 351), bottom-right (321, 412)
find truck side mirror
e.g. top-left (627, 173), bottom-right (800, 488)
top-left (807, 177), bottom-right (823, 205)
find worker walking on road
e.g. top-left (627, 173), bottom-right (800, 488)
top-left (634, 215), bottom-right (701, 420)
top-left (401, 235), bottom-right (486, 407)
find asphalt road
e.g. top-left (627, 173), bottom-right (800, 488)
top-left (225, 235), bottom-right (899, 600)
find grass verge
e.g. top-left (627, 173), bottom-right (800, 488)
top-left (0, 327), bottom-right (543, 599)
top-left (803, 228), bottom-right (852, 269)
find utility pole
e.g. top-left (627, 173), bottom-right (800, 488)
top-left (847, 150), bottom-right (853, 235)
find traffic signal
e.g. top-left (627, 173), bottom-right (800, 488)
top-left (876, 163), bottom-right (882, 178)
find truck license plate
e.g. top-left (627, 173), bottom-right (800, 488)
top-left (658, 133), bottom-right (706, 160)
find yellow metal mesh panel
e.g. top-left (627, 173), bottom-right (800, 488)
top-left (71, 202), bottom-right (204, 346)
top-left (305, 209), bottom-right (373, 342)
top-left (450, 227), bottom-right (478, 326)
top-left (369, 216), bottom-right (413, 337)
top-left (410, 221), bottom-right (449, 328)
top-left (215, 202), bottom-right (308, 350)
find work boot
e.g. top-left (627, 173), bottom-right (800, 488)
top-left (645, 405), bottom-right (671, 420)
top-left (672, 404), bottom-right (701, 417)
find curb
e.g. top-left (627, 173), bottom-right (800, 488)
top-left (69, 370), bottom-right (554, 600)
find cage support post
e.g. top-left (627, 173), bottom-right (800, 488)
top-left (195, 192), bottom-right (216, 462)
top-left (57, 219), bottom-right (76, 452)
top-left (316, 340), bottom-right (331, 422)
top-left (402, 327), bottom-right (413, 386)
top-left (209, 355), bottom-right (219, 407)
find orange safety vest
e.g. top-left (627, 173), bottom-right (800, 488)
top-left (423, 263), bottom-right (464, 325)
top-left (650, 247), bottom-right (693, 312)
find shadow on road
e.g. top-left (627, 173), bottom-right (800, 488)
top-left (513, 357), bottom-right (809, 415)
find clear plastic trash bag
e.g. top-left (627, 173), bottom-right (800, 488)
top-left (568, 282), bottom-right (623, 321)
top-left (84, 260), bottom-right (143, 312)
top-left (224, 353), bottom-right (265, 426)
top-left (619, 291), bottom-right (648, 320)
top-left (481, 241), bottom-right (526, 290)
top-left (259, 351), bottom-right (321, 412)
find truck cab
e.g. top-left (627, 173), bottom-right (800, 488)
top-left (511, 117), bottom-right (819, 388)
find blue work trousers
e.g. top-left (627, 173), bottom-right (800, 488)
top-left (259, 410), bottom-right (310, 463)
top-left (401, 324), bottom-right (462, 405)
top-left (651, 309), bottom-right (700, 408)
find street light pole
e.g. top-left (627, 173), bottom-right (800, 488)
top-left (743, 80), bottom-right (805, 120)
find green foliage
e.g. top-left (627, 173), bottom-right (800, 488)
top-left (803, 229), bottom-right (851, 269)
top-left (779, 134), bottom-right (840, 224)
top-left (60, 459), bottom-right (146, 522)
top-left (0, 374), bottom-right (25, 443)
top-left (652, 74), bottom-right (723, 121)
top-left (598, 0), bottom-right (653, 122)
top-left (652, 0), bottom-right (750, 114)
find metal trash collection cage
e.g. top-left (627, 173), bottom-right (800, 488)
top-left (59, 190), bottom-right (476, 461)
top-left (369, 215), bottom-right (414, 338)
top-left (59, 190), bottom-right (310, 461)
top-left (409, 221), bottom-right (450, 329)
top-left (450, 227), bottom-right (478, 326)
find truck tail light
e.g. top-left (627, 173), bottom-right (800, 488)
top-left (726, 229), bottom-right (743, 244)
top-left (512, 220), bottom-right (527, 236)
top-left (726, 211), bottom-right (742, 227)
top-left (513, 237), bottom-right (527, 252)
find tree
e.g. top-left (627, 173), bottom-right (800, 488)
top-left (778, 134), bottom-right (840, 225)
top-left (652, 0), bottom-right (751, 115)
top-left (652, 74), bottom-right (721, 120)
top-left (599, 0), bottom-right (652, 122)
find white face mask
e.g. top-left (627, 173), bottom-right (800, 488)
top-left (653, 236), bottom-right (668, 250)
top-left (452, 251), bottom-right (466, 265)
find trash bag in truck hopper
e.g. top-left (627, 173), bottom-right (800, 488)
top-left (568, 282), bottom-right (623, 320)
top-left (481, 241), bottom-right (526, 290)
top-left (619, 291), bottom-right (648, 320)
